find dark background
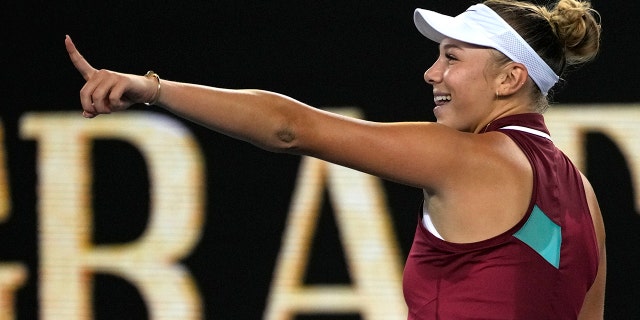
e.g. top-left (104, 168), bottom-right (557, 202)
top-left (4, 0), bottom-right (640, 319)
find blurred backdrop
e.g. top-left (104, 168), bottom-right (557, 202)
top-left (3, 0), bottom-right (639, 319)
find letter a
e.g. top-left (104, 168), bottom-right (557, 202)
top-left (264, 108), bottom-right (407, 320)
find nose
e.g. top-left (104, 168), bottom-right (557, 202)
top-left (424, 60), bottom-right (442, 85)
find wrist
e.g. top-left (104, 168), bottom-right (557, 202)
top-left (144, 71), bottom-right (161, 105)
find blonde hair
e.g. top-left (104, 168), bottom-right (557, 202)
top-left (484, 0), bottom-right (601, 111)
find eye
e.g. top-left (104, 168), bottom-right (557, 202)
top-left (445, 53), bottom-right (458, 61)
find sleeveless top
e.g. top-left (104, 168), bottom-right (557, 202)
top-left (402, 113), bottom-right (599, 319)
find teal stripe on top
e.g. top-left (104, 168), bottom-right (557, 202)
top-left (514, 205), bottom-right (562, 268)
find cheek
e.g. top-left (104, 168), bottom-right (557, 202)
top-left (458, 72), bottom-right (492, 98)
top-left (446, 68), bottom-right (482, 89)
top-left (462, 69), bottom-right (486, 86)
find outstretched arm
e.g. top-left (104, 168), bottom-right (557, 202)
top-left (65, 35), bottom-right (488, 190)
top-left (65, 35), bottom-right (324, 153)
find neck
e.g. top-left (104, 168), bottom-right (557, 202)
top-left (473, 97), bottom-right (536, 134)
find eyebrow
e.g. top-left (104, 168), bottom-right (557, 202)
top-left (441, 43), bottom-right (463, 51)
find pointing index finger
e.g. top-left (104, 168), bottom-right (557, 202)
top-left (65, 35), bottom-right (96, 80)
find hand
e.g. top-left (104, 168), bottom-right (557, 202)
top-left (65, 35), bottom-right (158, 118)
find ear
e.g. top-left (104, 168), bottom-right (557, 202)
top-left (495, 62), bottom-right (529, 96)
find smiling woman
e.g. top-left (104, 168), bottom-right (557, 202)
top-left (407, 1), bottom-right (604, 319)
top-left (425, 40), bottom-right (503, 132)
top-left (64, 0), bottom-right (604, 319)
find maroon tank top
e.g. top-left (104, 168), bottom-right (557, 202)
top-left (402, 113), bottom-right (599, 319)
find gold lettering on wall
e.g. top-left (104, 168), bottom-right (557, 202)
top-left (20, 112), bottom-right (205, 320)
top-left (0, 264), bottom-right (27, 320)
top-left (546, 105), bottom-right (640, 212)
top-left (0, 121), bottom-right (27, 320)
top-left (264, 108), bottom-right (407, 320)
top-left (6, 104), bottom-right (639, 318)
top-left (0, 120), bottom-right (10, 222)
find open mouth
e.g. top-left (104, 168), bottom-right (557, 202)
top-left (433, 94), bottom-right (451, 106)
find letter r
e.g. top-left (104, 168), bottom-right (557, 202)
top-left (21, 112), bottom-right (205, 320)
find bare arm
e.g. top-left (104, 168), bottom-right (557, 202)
top-left (65, 35), bottom-right (473, 189)
top-left (65, 36), bottom-right (304, 151)
top-left (578, 173), bottom-right (606, 320)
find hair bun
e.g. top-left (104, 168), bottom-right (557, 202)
top-left (548, 0), bottom-right (601, 65)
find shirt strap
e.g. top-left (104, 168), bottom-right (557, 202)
top-left (499, 125), bottom-right (552, 141)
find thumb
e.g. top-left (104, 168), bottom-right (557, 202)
top-left (65, 35), bottom-right (96, 81)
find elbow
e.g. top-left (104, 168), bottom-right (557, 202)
top-left (276, 127), bottom-right (296, 147)
top-left (243, 89), bottom-right (306, 154)
top-left (264, 125), bottom-right (301, 154)
top-left (249, 117), bottom-right (301, 154)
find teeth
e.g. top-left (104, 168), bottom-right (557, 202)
top-left (434, 95), bottom-right (451, 101)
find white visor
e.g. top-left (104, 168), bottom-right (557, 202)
top-left (414, 4), bottom-right (559, 96)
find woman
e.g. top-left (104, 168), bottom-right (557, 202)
top-left (66, 0), bottom-right (605, 318)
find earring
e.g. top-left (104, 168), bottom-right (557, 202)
top-left (495, 91), bottom-right (500, 99)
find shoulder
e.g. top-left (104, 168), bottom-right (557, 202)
top-left (463, 131), bottom-right (532, 177)
top-left (425, 131), bottom-right (534, 242)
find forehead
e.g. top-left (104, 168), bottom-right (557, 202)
top-left (438, 38), bottom-right (505, 73)
top-left (439, 38), bottom-right (491, 51)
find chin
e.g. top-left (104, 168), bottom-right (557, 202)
top-left (437, 119), bottom-right (467, 132)
top-left (435, 117), bottom-right (452, 127)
